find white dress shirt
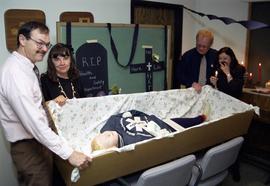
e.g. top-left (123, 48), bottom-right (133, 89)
top-left (0, 51), bottom-right (73, 160)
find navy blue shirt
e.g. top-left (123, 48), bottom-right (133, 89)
top-left (176, 48), bottom-right (218, 88)
top-left (101, 110), bottom-right (176, 146)
top-left (101, 110), bottom-right (206, 146)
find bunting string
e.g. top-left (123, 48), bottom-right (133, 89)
top-left (183, 6), bottom-right (270, 30)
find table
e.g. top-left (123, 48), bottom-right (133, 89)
top-left (241, 88), bottom-right (270, 124)
top-left (240, 88), bottom-right (270, 174)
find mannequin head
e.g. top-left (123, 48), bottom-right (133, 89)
top-left (91, 131), bottom-right (119, 151)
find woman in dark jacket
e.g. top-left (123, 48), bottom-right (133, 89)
top-left (41, 43), bottom-right (85, 105)
top-left (210, 47), bottom-right (246, 98)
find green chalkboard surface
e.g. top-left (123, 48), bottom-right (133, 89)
top-left (57, 22), bottom-right (171, 95)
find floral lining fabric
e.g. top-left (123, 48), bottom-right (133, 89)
top-left (47, 85), bottom-right (256, 155)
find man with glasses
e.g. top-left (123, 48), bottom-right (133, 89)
top-left (176, 29), bottom-right (218, 92)
top-left (28, 36), bottom-right (52, 49)
top-left (0, 21), bottom-right (91, 186)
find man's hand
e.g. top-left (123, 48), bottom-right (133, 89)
top-left (192, 82), bottom-right (202, 93)
top-left (54, 95), bottom-right (67, 106)
top-left (68, 151), bottom-right (92, 170)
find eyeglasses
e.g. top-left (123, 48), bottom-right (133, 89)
top-left (28, 37), bottom-right (52, 49)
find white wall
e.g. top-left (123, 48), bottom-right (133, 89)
top-left (192, 0), bottom-right (249, 65)
top-left (0, 129), bottom-right (18, 186)
top-left (0, 0), bottom-right (250, 185)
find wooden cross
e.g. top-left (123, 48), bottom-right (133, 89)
top-left (130, 46), bottom-right (165, 92)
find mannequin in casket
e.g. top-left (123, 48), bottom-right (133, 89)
top-left (91, 109), bottom-right (208, 151)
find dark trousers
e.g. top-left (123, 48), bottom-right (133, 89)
top-left (53, 160), bottom-right (66, 186)
top-left (171, 115), bottom-right (205, 128)
top-left (10, 139), bottom-right (53, 186)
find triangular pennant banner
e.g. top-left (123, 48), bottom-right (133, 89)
top-left (183, 6), bottom-right (270, 30)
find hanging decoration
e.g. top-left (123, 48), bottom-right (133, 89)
top-left (183, 6), bottom-right (270, 30)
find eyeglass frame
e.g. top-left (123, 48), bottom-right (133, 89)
top-left (28, 37), bottom-right (52, 49)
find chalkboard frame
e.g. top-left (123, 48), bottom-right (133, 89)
top-left (56, 22), bottom-right (172, 93)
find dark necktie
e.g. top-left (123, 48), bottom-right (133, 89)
top-left (33, 65), bottom-right (45, 104)
top-left (33, 65), bottom-right (53, 126)
top-left (33, 65), bottom-right (41, 86)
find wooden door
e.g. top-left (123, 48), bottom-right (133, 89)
top-left (131, 1), bottom-right (183, 88)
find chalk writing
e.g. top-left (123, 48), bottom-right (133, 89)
top-left (76, 43), bottom-right (108, 96)
top-left (80, 71), bottom-right (93, 76)
top-left (82, 56), bottom-right (102, 67)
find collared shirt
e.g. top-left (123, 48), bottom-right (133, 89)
top-left (0, 51), bottom-right (73, 160)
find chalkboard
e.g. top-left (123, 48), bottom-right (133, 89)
top-left (76, 42), bottom-right (108, 97)
top-left (56, 22), bottom-right (171, 94)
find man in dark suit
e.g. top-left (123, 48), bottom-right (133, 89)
top-left (176, 29), bottom-right (218, 92)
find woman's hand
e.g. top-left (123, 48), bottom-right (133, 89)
top-left (54, 95), bottom-right (67, 106)
top-left (220, 62), bottom-right (230, 75)
top-left (210, 76), bottom-right (218, 88)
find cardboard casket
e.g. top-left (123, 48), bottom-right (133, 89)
top-left (47, 86), bottom-right (256, 186)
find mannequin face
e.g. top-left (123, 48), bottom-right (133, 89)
top-left (94, 131), bottom-right (119, 150)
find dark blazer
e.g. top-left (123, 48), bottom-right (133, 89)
top-left (216, 64), bottom-right (246, 99)
top-left (177, 48), bottom-right (218, 88)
